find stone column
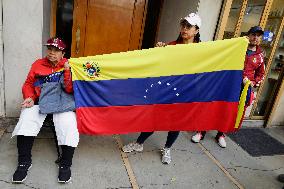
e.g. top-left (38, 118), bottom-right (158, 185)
top-left (3, 0), bottom-right (43, 116)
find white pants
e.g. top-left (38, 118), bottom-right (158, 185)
top-left (12, 105), bottom-right (79, 147)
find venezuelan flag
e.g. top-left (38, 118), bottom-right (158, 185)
top-left (69, 37), bottom-right (248, 135)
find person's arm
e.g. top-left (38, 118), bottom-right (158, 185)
top-left (155, 42), bottom-right (166, 47)
top-left (254, 61), bottom-right (265, 87)
top-left (63, 61), bottom-right (73, 93)
top-left (242, 57), bottom-right (254, 86)
top-left (242, 55), bottom-right (259, 87)
top-left (22, 66), bottom-right (37, 107)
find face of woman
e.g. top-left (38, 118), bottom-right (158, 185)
top-left (248, 33), bottom-right (262, 46)
top-left (46, 46), bottom-right (65, 63)
top-left (180, 23), bottom-right (199, 40)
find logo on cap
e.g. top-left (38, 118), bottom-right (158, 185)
top-left (45, 37), bottom-right (66, 50)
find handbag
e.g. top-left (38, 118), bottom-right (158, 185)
top-left (38, 74), bottom-right (75, 114)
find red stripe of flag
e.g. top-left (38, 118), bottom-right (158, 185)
top-left (76, 101), bottom-right (239, 135)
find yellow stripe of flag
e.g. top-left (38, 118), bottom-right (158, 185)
top-left (235, 81), bottom-right (251, 129)
top-left (69, 37), bottom-right (248, 81)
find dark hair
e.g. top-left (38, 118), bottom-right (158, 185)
top-left (176, 19), bottom-right (201, 43)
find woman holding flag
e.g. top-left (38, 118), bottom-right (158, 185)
top-left (122, 13), bottom-right (202, 164)
top-left (191, 26), bottom-right (265, 148)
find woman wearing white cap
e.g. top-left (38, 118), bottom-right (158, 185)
top-left (122, 13), bottom-right (202, 164)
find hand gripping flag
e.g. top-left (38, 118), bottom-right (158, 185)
top-left (69, 37), bottom-right (248, 135)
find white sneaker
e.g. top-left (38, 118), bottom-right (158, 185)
top-left (122, 142), bottom-right (143, 153)
top-left (191, 132), bottom-right (203, 143)
top-left (161, 148), bottom-right (171, 164)
top-left (217, 136), bottom-right (226, 148)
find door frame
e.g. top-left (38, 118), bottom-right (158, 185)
top-left (50, 0), bottom-right (57, 38)
top-left (215, 0), bottom-right (284, 126)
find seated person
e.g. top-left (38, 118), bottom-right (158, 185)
top-left (11, 37), bottom-right (79, 184)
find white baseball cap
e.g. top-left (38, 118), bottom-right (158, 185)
top-left (181, 13), bottom-right (201, 28)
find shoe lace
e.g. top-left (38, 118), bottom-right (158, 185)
top-left (163, 148), bottom-right (170, 157)
top-left (219, 135), bottom-right (225, 139)
top-left (17, 164), bottom-right (30, 171)
top-left (127, 143), bottom-right (135, 149)
top-left (59, 165), bottom-right (70, 172)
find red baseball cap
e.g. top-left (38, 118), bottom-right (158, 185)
top-left (45, 37), bottom-right (66, 51)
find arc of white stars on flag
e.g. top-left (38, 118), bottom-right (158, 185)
top-left (143, 81), bottom-right (180, 99)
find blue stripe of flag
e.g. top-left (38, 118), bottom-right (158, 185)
top-left (73, 70), bottom-right (242, 108)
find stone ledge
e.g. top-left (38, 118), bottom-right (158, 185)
top-left (0, 117), bottom-right (18, 128)
top-left (242, 120), bottom-right (265, 128)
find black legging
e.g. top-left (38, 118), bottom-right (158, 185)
top-left (17, 135), bottom-right (75, 166)
top-left (136, 131), bottom-right (180, 148)
top-left (17, 135), bottom-right (34, 164)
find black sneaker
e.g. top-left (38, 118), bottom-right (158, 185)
top-left (58, 165), bottom-right (72, 183)
top-left (55, 155), bottom-right (62, 164)
top-left (278, 174), bottom-right (284, 183)
top-left (12, 163), bottom-right (32, 183)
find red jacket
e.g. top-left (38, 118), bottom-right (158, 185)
top-left (22, 57), bottom-right (73, 102)
top-left (168, 40), bottom-right (198, 45)
top-left (243, 46), bottom-right (265, 86)
top-left (168, 41), bottom-right (182, 45)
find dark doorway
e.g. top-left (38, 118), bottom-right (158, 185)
top-left (141, 0), bottom-right (164, 49)
top-left (56, 0), bottom-right (74, 58)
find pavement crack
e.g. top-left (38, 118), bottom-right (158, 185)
top-left (0, 179), bottom-right (39, 189)
top-left (227, 165), bottom-right (284, 172)
top-left (149, 183), bottom-right (170, 186)
top-left (106, 187), bottom-right (132, 189)
top-left (0, 179), bottom-right (10, 184)
top-left (126, 149), bottom-right (203, 156)
top-left (150, 184), bottom-right (169, 186)
top-left (172, 148), bottom-right (204, 154)
top-left (22, 183), bottom-right (40, 189)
